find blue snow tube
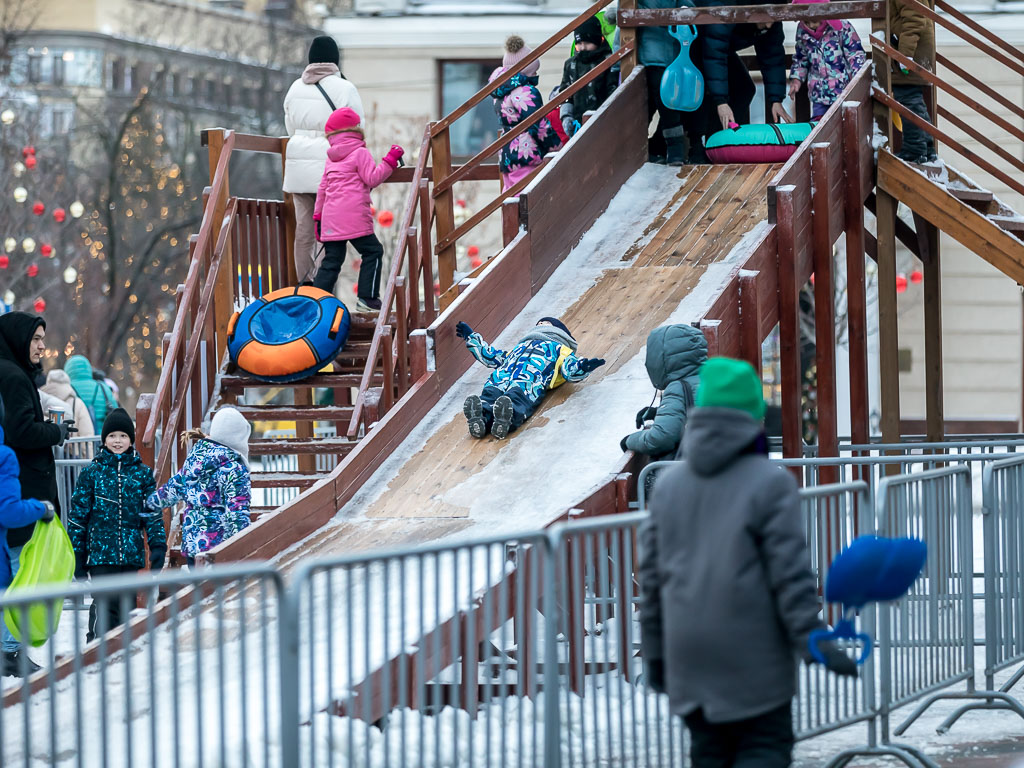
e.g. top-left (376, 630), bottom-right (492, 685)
top-left (227, 286), bottom-right (350, 383)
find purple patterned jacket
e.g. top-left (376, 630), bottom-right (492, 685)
top-left (789, 21), bottom-right (866, 111)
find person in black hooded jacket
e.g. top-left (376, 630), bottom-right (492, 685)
top-left (698, 1), bottom-right (792, 136)
top-left (0, 313), bottom-right (70, 552)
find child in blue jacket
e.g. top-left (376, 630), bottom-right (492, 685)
top-left (0, 396), bottom-right (54, 677)
top-left (457, 317), bottom-right (605, 439)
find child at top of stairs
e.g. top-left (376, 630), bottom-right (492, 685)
top-left (457, 318), bottom-right (605, 440)
top-left (787, 0), bottom-right (866, 119)
top-left (557, 16), bottom-right (619, 140)
top-left (310, 107), bottom-right (405, 313)
top-left (889, 0), bottom-right (937, 163)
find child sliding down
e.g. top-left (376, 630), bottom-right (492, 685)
top-left (457, 317), bottom-right (605, 439)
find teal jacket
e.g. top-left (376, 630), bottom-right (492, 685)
top-left (638, 0), bottom-right (696, 67)
top-left (65, 355), bottom-right (117, 429)
top-left (624, 324), bottom-right (707, 457)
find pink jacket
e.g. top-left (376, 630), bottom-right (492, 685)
top-left (313, 132), bottom-right (393, 241)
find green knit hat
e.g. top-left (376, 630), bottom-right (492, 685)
top-left (695, 357), bottom-right (766, 421)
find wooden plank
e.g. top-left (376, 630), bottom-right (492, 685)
top-left (431, 129), bottom-right (458, 303)
top-left (877, 150), bottom-right (1024, 284)
top-left (524, 68), bottom-right (648, 292)
top-left (876, 187), bottom-right (901, 449)
top-left (776, 186), bottom-right (802, 460)
top-left (922, 220), bottom-right (944, 443)
top-left (385, 164), bottom-right (501, 184)
top-left (738, 271), bottom-right (761, 374)
top-left (619, 0), bottom-right (638, 81)
top-left (842, 102), bottom-right (870, 447)
top-left (617, 1), bottom-right (883, 25)
top-left (811, 144), bottom-right (838, 476)
top-left (233, 405), bottom-right (353, 422)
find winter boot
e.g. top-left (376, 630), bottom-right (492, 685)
top-left (357, 297), bottom-right (382, 313)
top-left (491, 395), bottom-right (514, 440)
top-left (687, 135), bottom-right (710, 165)
top-left (2, 650), bottom-right (41, 677)
top-left (463, 395), bottom-right (488, 439)
top-left (664, 126), bottom-right (686, 166)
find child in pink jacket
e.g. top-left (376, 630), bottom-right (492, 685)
top-left (312, 108), bottom-right (404, 312)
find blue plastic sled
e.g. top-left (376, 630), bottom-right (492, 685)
top-left (660, 26), bottom-right (704, 113)
top-left (809, 536), bottom-right (927, 665)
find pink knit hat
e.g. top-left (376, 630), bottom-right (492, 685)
top-left (792, 0), bottom-right (842, 31)
top-left (325, 107), bottom-right (361, 134)
top-left (503, 35), bottom-right (540, 78)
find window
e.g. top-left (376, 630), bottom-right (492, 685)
top-left (62, 49), bottom-right (103, 87)
top-left (27, 54), bottom-right (41, 83)
top-left (439, 60), bottom-right (501, 158)
top-left (52, 106), bottom-right (73, 134)
top-left (205, 78), bottom-right (216, 103)
top-left (52, 55), bottom-right (64, 85)
top-left (110, 57), bottom-right (125, 91)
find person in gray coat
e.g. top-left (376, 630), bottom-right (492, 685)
top-left (621, 324), bottom-right (706, 460)
top-left (639, 357), bottom-right (855, 767)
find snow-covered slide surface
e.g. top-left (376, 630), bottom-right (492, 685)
top-left (276, 162), bottom-right (777, 567)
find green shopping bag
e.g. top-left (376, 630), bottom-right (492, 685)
top-left (3, 517), bottom-right (76, 647)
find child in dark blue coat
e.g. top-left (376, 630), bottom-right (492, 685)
top-left (0, 395), bottom-right (54, 677)
top-left (457, 317), bottom-right (605, 439)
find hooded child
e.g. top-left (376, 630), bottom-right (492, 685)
top-left (67, 408), bottom-right (164, 642)
top-left (639, 358), bottom-right (857, 767)
top-left (146, 407), bottom-right (252, 566)
top-left (787, 0), bottom-right (866, 119)
top-left (558, 16), bottom-right (618, 139)
top-left (311, 107), bottom-right (404, 313)
top-left (457, 317), bottom-right (605, 439)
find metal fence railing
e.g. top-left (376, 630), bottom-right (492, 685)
top-left (53, 436), bottom-right (102, 527)
top-left (7, 462), bottom-right (1024, 766)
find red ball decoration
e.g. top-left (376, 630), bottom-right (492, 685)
top-left (26, 264), bottom-right (38, 278)
top-left (32, 201), bottom-right (45, 216)
top-left (470, 257), bottom-right (483, 269)
top-left (467, 245), bottom-right (480, 258)
top-left (33, 299), bottom-right (45, 313)
top-left (40, 243), bottom-right (53, 257)
top-left (896, 274), bottom-right (908, 294)
top-left (53, 208), bottom-right (66, 223)
top-left (21, 146), bottom-right (35, 158)
top-left (0, 255), bottom-right (8, 269)
top-left (24, 155), bottom-right (36, 170)
top-left (377, 210), bottom-right (394, 227)
top-left (910, 269), bottom-right (923, 284)
top-left (456, 199), bottom-right (467, 208)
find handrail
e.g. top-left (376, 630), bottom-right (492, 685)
top-left (152, 198), bottom-right (239, 481)
top-left (617, 0), bottom-right (883, 25)
top-left (932, 0), bottom-right (1024, 69)
top-left (429, 0), bottom-right (614, 137)
top-left (143, 129), bottom-right (236, 448)
top-left (347, 127), bottom-right (433, 438)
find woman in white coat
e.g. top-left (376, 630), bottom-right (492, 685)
top-left (284, 36), bottom-right (365, 283)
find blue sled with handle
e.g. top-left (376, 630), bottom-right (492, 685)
top-left (660, 25), bottom-right (704, 112)
top-left (809, 535), bottom-right (927, 666)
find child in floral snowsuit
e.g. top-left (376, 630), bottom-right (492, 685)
top-left (787, 0), bottom-right (866, 119)
top-left (146, 407), bottom-right (251, 566)
top-left (489, 36), bottom-right (563, 191)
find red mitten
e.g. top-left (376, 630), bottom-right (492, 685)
top-left (383, 144), bottom-right (405, 168)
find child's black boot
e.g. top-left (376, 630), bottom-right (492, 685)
top-left (463, 395), bottom-right (487, 439)
top-left (491, 395), bottom-right (514, 440)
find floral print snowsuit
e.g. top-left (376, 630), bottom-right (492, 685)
top-left (489, 70), bottom-right (563, 190)
top-left (146, 439), bottom-right (251, 559)
top-left (789, 21), bottom-right (866, 117)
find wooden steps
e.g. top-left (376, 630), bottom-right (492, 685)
top-left (251, 471), bottom-right (331, 489)
top-left (878, 151), bottom-right (1024, 283)
top-left (249, 436), bottom-right (357, 455)
top-left (221, 372), bottom-right (365, 391)
top-left (234, 404), bottom-right (353, 423)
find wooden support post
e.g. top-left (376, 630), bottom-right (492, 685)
top-left (738, 270), bottom-right (762, 375)
top-left (410, 330), bottom-right (429, 382)
top-left (842, 102), bottom-right (871, 449)
top-left (206, 130), bottom-right (234, 364)
top-left (395, 276), bottom-right (409, 395)
top-left (872, 7), bottom-right (894, 146)
top-left (811, 144), bottom-right (839, 483)
top-left (381, 325), bottom-right (395, 413)
top-left (135, 394), bottom-right (155, 473)
top-left (280, 137), bottom-right (297, 286)
top-left (699, 319), bottom-right (721, 357)
top-left (406, 227), bottom-right (421, 331)
top-left (777, 186), bottom-right (803, 462)
top-left (502, 196), bottom-right (520, 247)
top-left (294, 387), bottom-right (316, 474)
top-left (619, 0), bottom-right (638, 82)
top-left (922, 221), bottom-right (944, 442)
top-left (430, 128), bottom-right (458, 307)
top-left (876, 188), bottom-right (902, 458)
top-left (419, 180), bottom-right (437, 326)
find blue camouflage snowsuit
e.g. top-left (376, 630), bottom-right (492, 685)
top-left (465, 327), bottom-right (594, 432)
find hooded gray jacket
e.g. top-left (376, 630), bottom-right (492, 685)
top-left (638, 407), bottom-right (822, 722)
top-left (624, 324), bottom-right (706, 457)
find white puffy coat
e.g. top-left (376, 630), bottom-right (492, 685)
top-left (283, 65), bottom-right (365, 194)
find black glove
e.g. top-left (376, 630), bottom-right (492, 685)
top-left (74, 552), bottom-right (88, 581)
top-left (815, 639), bottom-right (859, 678)
top-left (149, 545), bottom-right (166, 571)
top-left (65, 419), bottom-right (78, 436)
top-left (643, 658), bottom-right (666, 694)
top-left (314, 219), bottom-right (322, 241)
top-left (578, 358), bottom-right (605, 374)
top-left (635, 406), bottom-right (658, 429)
top-left (56, 421), bottom-right (70, 446)
top-left (455, 321), bottom-right (474, 340)
top-left (39, 501), bottom-right (55, 523)
top-left (620, 435), bottom-right (630, 453)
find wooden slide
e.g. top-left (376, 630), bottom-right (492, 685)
top-left (275, 161), bottom-right (778, 569)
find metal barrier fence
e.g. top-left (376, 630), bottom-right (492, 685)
top-left (53, 437), bottom-right (101, 527)
top-left (0, 563), bottom-right (288, 768)
top-left (5, 467), bottom-right (1024, 767)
